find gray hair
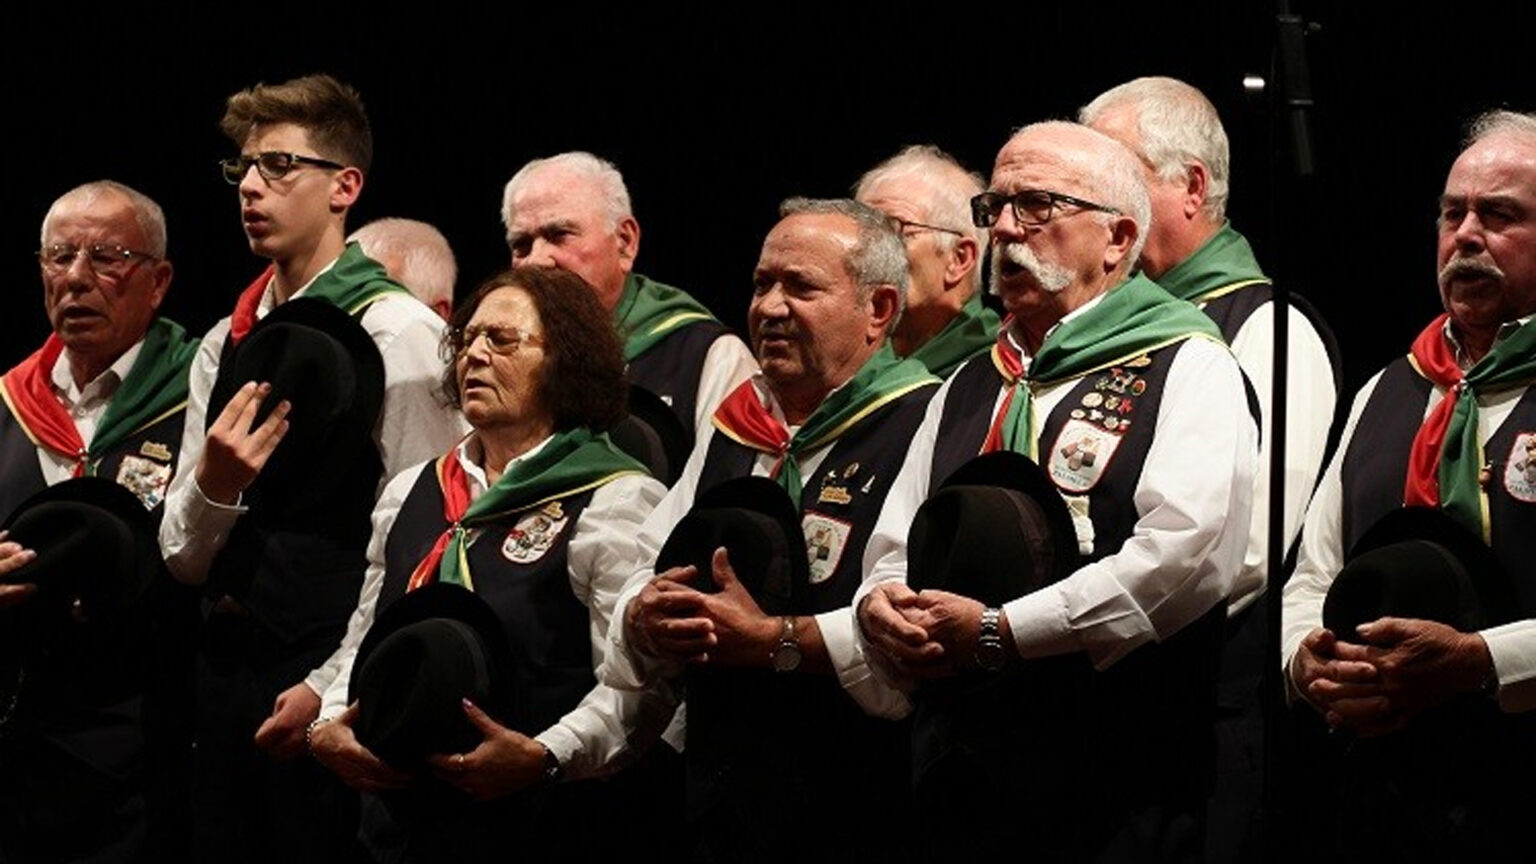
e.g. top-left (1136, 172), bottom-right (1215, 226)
top-left (501, 151), bottom-right (633, 237)
top-left (1465, 109), bottom-right (1536, 146)
top-left (348, 217), bottom-right (457, 308)
top-left (778, 197), bottom-right (909, 327)
top-left (41, 180), bottom-right (168, 257)
top-left (1003, 121), bottom-right (1152, 272)
top-left (853, 143), bottom-right (987, 258)
top-left (1079, 76), bottom-right (1230, 221)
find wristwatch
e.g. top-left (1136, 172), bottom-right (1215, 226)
top-left (975, 607), bottom-right (1006, 672)
top-left (771, 616), bottom-right (803, 672)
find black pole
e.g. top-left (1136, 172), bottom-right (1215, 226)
top-left (1260, 4), bottom-right (1318, 863)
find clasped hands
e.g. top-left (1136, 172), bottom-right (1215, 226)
top-left (626, 547), bottom-right (782, 668)
top-left (858, 581), bottom-right (1002, 678)
top-left (1291, 617), bottom-right (1493, 738)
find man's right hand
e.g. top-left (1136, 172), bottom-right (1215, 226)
top-left (196, 381), bottom-right (291, 504)
top-left (1292, 626), bottom-right (1395, 732)
top-left (310, 703), bottom-right (413, 792)
top-left (858, 581), bottom-right (945, 675)
top-left (626, 566), bottom-right (714, 663)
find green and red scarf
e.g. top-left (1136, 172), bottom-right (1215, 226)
top-left (983, 274), bottom-right (1224, 459)
top-left (0, 318), bottom-right (198, 476)
top-left (405, 428), bottom-right (648, 591)
top-left (712, 344), bottom-right (937, 501)
top-left (613, 273), bottom-right (719, 362)
top-left (1403, 314), bottom-right (1536, 540)
top-left (228, 243), bottom-right (409, 344)
top-left (1154, 222), bottom-right (1271, 305)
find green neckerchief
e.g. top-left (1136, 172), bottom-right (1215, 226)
top-left (996, 274), bottom-right (1223, 457)
top-left (906, 293), bottom-right (1002, 378)
top-left (613, 273), bottom-right (718, 361)
top-left (440, 428), bottom-right (649, 587)
top-left (1438, 318), bottom-right (1536, 535)
top-left (304, 242), bottom-right (411, 314)
top-left (89, 318), bottom-right (199, 472)
top-left (716, 344), bottom-right (936, 501)
top-left (1154, 222), bottom-right (1271, 305)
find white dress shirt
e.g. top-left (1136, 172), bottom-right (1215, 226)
top-left (36, 341), bottom-right (144, 485)
top-left (860, 310), bottom-right (1256, 674)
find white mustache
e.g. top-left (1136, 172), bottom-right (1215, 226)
top-left (1439, 255), bottom-right (1504, 287)
top-left (991, 241), bottom-right (1073, 294)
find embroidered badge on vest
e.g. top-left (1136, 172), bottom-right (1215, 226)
top-left (139, 440), bottom-right (174, 462)
top-left (502, 501), bottom-right (570, 564)
top-left (117, 454), bottom-right (174, 510)
top-left (1504, 432), bottom-right (1536, 503)
top-left (802, 511), bottom-right (852, 585)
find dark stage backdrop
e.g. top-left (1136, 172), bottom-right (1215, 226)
top-left (4, 4), bottom-right (1532, 402)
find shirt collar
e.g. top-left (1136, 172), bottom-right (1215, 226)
top-left (257, 252), bottom-right (344, 317)
top-left (51, 338), bottom-right (145, 406)
top-left (1443, 313), bottom-right (1535, 370)
top-left (455, 431), bottom-right (555, 493)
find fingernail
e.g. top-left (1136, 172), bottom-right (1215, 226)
top-left (462, 698), bottom-right (475, 709)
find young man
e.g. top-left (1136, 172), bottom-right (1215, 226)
top-left (158, 74), bottom-right (463, 863)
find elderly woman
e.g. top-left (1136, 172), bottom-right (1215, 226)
top-left (308, 266), bottom-right (672, 860)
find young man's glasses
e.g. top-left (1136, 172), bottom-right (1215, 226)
top-left (970, 190), bottom-right (1120, 228)
top-left (38, 243), bottom-right (159, 280)
top-left (219, 152), bottom-right (346, 185)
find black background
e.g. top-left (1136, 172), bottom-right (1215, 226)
top-left (5, 3), bottom-right (1532, 400)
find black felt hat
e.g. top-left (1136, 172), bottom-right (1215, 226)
top-left (348, 583), bottom-right (514, 775)
top-left (207, 297), bottom-right (385, 506)
top-left (1324, 506), bottom-right (1514, 638)
top-left (0, 476), bottom-right (161, 632)
top-left (908, 451), bottom-right (1081, 606)
top-left (610, 385), bottom-right (691, 487)
top-left (655, 476), bottom-right (807, 613)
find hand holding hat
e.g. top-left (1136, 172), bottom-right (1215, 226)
top-left (196, 381), bottom-right (292, 505)
top-left (0, 532), bottom-right (38, 610)
top-left (424, 698), bottom-right (550, 802)
top-left (310, 702), bottom-right (413, 793)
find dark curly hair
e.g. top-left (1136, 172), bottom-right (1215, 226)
top-left (442, 266), bottom-right (628, 433)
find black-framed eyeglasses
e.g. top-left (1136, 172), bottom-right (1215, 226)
top-left (451, 324), bottom-right (546, 357)
top-left (38, 243), bottom-right (159, 280)
top-left (889, 217), bottom-right (966, 240)
top-left (970, 189), bottom-right (1120, 229)
top-left (219, 151), bottom-right (347, 185)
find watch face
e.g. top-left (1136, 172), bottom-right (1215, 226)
top-left (975, 639), bottom-right (1006, 672)
top-left (772, 642), bottom-right (803, 672)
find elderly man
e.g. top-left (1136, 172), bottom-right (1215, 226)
top-left (0, 181), bottom-right (198, 863)
top-left (854, 144), bottom-right (999, 376)
top-left (502, 151), bottom-right (756, 445)
top-left (1080, 76), bottom-right (1342, 861)
top-left (158, 74), bottom-right (464, 863)
top-left (348, 217), bottom-right (457, 320)
top-left (604, 198), bottom-right (937, 862)
top-left (859, 121), bottom-right (1256, 862)
top-left (1282, 110), bottom-right (1536, 858)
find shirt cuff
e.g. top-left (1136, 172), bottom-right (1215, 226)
top-left (1482, 621), bottom-right (1536, 713)
top-left (817, 608), bottom-right (910, 720)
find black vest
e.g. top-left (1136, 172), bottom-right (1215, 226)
top-left (627, 319), bottom-right (729, 448)
top-left (0, 399), bottom-right (191, 782)
top-left (928, 346), bottom-right (1227, 800)
top-left (684, 382), bottom-right (936, 831)
top-left (1340, 358), bottom-right (1536, 614)
top-left (377, 464), bottom-right (599, 738)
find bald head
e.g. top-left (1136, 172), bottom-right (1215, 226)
top-left (349, 217), bottom-right (457, 319)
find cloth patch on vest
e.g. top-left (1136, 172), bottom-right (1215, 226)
top-left (1504, 432), bottom-right (1536, 503)
top-left (502, 502), bottom-right (569, 564)
top-left (802, 511), bottom-right (852, 585)
top-left (1048, 418), bottom-right (1123, 493)
top-left (116, 453), bottom-right (173, 510)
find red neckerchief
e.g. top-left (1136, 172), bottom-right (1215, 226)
top-left (1, 335), bottom-right (87, 476)
top-left (712, 380), bottom-right (791, 479)
top-left (227, 266), bottom-right (276, 346)
top-left (1403, 313), bottom-right (1461, 507)
top-left (981, 320), bottom-right (1026, 454)
top-left (405, 452), bottom-right (474, 592)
